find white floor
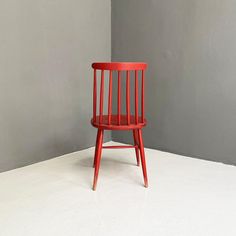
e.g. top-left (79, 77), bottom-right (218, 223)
top-left (0, 142), bottom-right (236, 236)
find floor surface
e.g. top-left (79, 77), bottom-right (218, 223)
top-left (0, 141), bottom-right (236, 236)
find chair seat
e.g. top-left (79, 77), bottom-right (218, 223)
top-left (91, 115), bottom-right (147, 130)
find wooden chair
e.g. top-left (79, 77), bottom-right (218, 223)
top-left (91, 62), bottom-right (148, 190)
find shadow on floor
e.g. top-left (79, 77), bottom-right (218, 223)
top-left (74, 155), bottom-right (141, 189)
top-left (76, 155), bottom-right (137, 168)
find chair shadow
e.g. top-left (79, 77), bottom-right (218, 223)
top-left (77, 156), bottom-right (137, 168)
top-left (74, 155), bottom-right (140, 189)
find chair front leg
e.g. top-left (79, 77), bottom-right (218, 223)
top-left (132, 129), bottom-right (140, 166)
top-left (93, 129), bottom-right (104, 191)
top-left (137, 129), bottom-right (148, 188)
top-left (93, 129), bottom-right (101, 168)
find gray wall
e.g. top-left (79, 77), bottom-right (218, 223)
top-left (112, 0), bottom-right (236, 165)
top-left (0, 0), bottom-right (111, 172)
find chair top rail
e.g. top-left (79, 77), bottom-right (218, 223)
top-left (92, 62), bottom-right (147, 71)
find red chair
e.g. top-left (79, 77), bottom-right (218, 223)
top-left (91, 62), bottom-right (148, 190)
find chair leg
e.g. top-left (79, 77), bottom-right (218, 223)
top-left (93, 129), bottom-right (101, 168)
top-left (132, 129), bottom-right (140, 166)
top-left (137, 129), bottom-right (148, 188)
top-left (92, 129), bottom-right (104, 191)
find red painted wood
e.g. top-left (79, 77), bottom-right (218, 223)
top-left (102, 145), bottom-right (137, 149)
top-left (135, 70), bottom-right (139, 124)
top-left (91, 62), bottom-right (148, 190)
top-left (117, 71), bottom-right (121, 125)
top-left (126, 71), bottom-right (130, 125)
top-left (93, 129), bottom-right (101, 168)
top-left (141, 70), bottom-right (145, 123)
top-left (108, 70), bottom-right (113, 125)
top-left (92, 62), bottom-right (147, 71)
top-left (133, 129), bottom-right (140, 166)
top-left (137, 129), bottom-right (148, 188)
top-left (93, 69), bottom-right (97, 122)
top-left (93, 129), bottom-right (104, 191)
top-left (99, 70), bottom-right (104, 124)
top-left (91, 115), bottom-right (146, 130)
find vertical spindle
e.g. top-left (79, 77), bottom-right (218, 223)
top-left (93, 69), bottom-right (97, 122)
top-left (126, 71), bottom-right (130, 125)
top-left (117, 71), bottom-right (121, 125)
top-left (141, 70), bottom-right (145, 123)
top-left (99, 70), bottom-right (104, 124)
top-left (135, 70), bottom-right (139, 124)
top-left (108, 70), bottom-right (113, 125)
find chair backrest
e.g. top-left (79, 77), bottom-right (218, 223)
top-left (92, 62), bottom-right (147, 125)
